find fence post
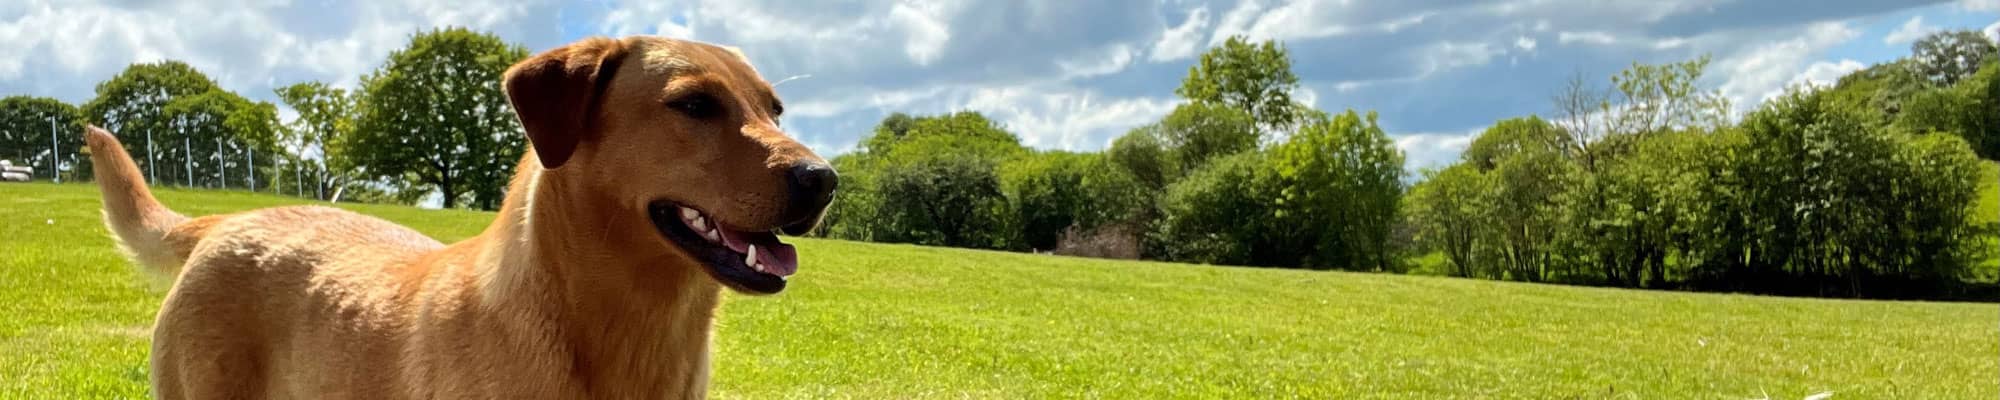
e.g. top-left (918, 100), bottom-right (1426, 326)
top-left (216, 138), bottom-right (225, 189)
top-left (49, 117), bottom-right (58, 183)
top-left (183, 135), bottom-right (192, 188)
top-left (248, 146), bottom-right (256, 191)
top-left (146, 129), bottom-right (157, 184)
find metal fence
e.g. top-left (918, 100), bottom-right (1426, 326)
top-left (3, 118), bottom-right (333, 201)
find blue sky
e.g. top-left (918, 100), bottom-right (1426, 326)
top-left (1, 0), bottom-right (1995, 171)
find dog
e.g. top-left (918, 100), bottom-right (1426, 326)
top-left (85, 36), bottom-right (836, 399)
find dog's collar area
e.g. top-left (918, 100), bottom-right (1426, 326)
top-left (647, 201), bottom-right (795, 294)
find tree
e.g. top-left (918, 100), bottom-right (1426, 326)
top-left (158, 89), bottom-right (281, 189)
top-left (1154, 102), bottom-right (1260, 176)
top-left (1608, 55), bottom-right (1732, 135)
top-left (1155, 151), bottom-right (1285, 265)
top-left (1897, 61), bottom-right (1999, 161)
top-left (0, 96), bottom-right (85, 181)
top-left (1001, 152), bottom-right (1146, 251)
top-left (819, 111), bottom-right (1029, 249)
top-left (1731, 88), bottom-right (1979, 297)
top-left (1107, 126), bottom-right (1173, 189)
top-left (1002, 151), bottom-right (1098, 251)
top-left (861, 112), bottom-right (919, 154)
top-left (1551, 57), bottom-right (1730, 171)
top-left (1177, 36), bottom-right (1305, 132)
top-left (343, 27), bottom-right (529, 210)
top-left (859, 111), bottom-right (1018, 157)
top-left (82, 60), bottom-right (223, 186)
top-left (276, 82), bottom-right (357, 199)
top-left (1570, 130), bottom-right (1725, 288)
top-left (815, 153), bottom-right (879, 240)
top-left (1405, 164), bottom-right (1497, 278)
top-left (1269, 110), bottom-right (1407, 271)
top-left (1471, 118), bottom-right (1575, 282)
top-left (1824, 59), bottom-right (1927, 120)
top-left (1882, 133), bottom-right (1986, 290)
top-left (871, 134), bottom-right (1019, 249)
top-left (1462, 116), bottom-right (1564, 170)
top-left (1977, 62), bottom-right (2000, 160)
top-left (1910, 30), bottom-right (1997, 87)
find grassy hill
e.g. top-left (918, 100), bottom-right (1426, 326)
top-left (2, 182), bottom-right (1995, 399)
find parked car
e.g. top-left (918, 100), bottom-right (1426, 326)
top-left (1, 160), bottom-right (33, 182)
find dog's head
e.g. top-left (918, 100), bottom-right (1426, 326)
top-left (502, 36), bottom-right (835, 295)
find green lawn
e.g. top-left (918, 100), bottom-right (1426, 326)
top-left (3, 182), bottom-right (1996, 399)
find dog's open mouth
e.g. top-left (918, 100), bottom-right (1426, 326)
top-left (647, 201), bottom-right (797, 294)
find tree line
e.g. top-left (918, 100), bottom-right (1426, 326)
top-left (820, 37), bottom-right (1409, 273)
top-left (1407, 30), bottom-right (1999, 299)
top-left (0, 27), bottom-right (527, 208)
top-left (819, 32), bottom-right (1999, 300)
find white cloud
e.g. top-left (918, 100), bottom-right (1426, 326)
top-left (1716, 22), bottom-right (1861, 110)
top-left (1057, 43), bottom-right (1137, 80)
top-left (0, 0), bottom-right (1959, 161)
top-left (1294, 86), bottom-right (1320, 108)
top-left (0, 0), bottom-right (566, 103)
top-left (1321, 39), bottom-right (1504, 94)
top-left (1515, 36), bottom-right (1538, 51)
top-left (1329, 77), bottom-right (1422, 93)
top-left (1334, 80), bottom-right (1369, 92)
top-left (602, 2), bottom-right (695, 38)
top-left (1148, 6), bottom-right (1211, 62)
top-left (888, 2), bottom-right (953, 66)
top-left (786, 86), bottom-right (953, 119)
top-left (955, 85), bottom-right (1180, 150)
top-left (1423, 41), bottom-right (1504, 73)
top-left (1882, 16), bottom-right (1936, 45)
top-left (782, 81), bottom-right (1181, 151)
top-left (1207, 0), bottom-right (1267, 45)
top-left (1787, 59), bottom-right (1867, 91)
top-left (1652, 37), bottom-right (1690, 50)
top-left (1557, 31), bottom-right (1617, 45)
top-left (1963, 0), bottom-right (2000, 11)
top-left (596, 0), bottom-right (990, 75)
top-left (1394, 131), bottom-right (1480, 172)
top-left (1229, 0), bottom-right (1434, 44)
top-left (1986, 19), bottom-right (2000, 43)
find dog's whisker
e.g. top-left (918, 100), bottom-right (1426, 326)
top-left (771, 74), bottom-right (811, 87)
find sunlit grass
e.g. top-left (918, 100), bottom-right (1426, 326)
top-left (2, 182), bottom-right (1995, 398)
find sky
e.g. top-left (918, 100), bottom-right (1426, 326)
top-left (1, 0), bottom-right (1997, 172)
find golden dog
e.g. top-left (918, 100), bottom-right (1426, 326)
top-left (86, 36), bottom-right (835, 399)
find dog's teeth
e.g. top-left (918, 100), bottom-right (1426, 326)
top-left (702, 229), bottom-right (720, 242)
top-left (679, 207), bottom-right (699, 220)
top-left (746, 244), bottom-right (759, 267)
top-left (691, 217), bottom-right (708, 232)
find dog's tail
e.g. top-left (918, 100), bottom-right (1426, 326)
top-left (85, 126), bottom-right (195, 275)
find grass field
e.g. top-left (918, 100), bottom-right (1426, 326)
top-left (2, 182), bottom-right (1996, 399)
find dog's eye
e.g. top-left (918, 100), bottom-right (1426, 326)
top-left (668, 94), bottom-right (722, 120)
top-left (771, 102), bottom-right (784, 127)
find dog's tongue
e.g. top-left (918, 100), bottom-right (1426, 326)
top-left (717, 228), bottom-right (799, 277)
top-left (758, 244), bottom-right (798, 276)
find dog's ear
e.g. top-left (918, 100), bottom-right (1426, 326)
top-left (503, 37), bottom-right (628, 169)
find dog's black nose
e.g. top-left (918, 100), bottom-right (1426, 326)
top-left (790, 162), bottom-right (838, 204)
top-left (782, 162), bottom-right (838, 234)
